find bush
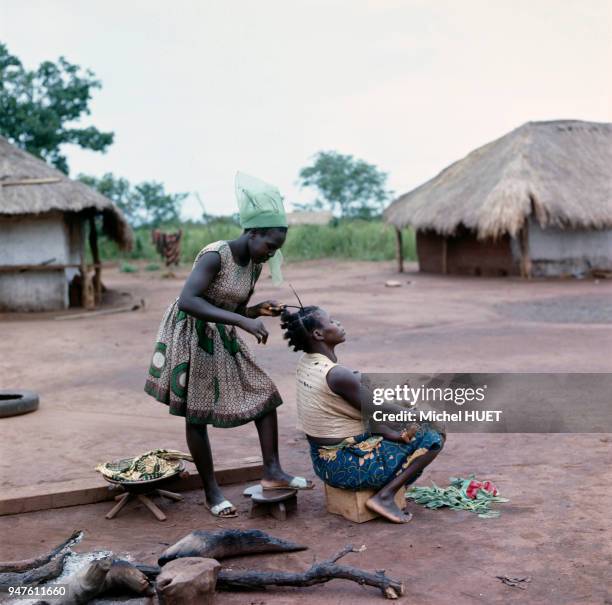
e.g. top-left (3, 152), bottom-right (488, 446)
top-left (119, 262), bottom-right (138, 273)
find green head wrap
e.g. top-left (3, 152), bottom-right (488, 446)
top-left (235, 171), bottom-right (287, 285)
top-left (235, 171), bottom-right (288, 229)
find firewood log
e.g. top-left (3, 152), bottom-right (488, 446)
top-left (158, 529), bottom-right (307, 565)
top-left (0, 530), bottom-right (82, 573)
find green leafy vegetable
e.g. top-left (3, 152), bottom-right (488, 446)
top-left (406, 474), bottom-right (509, 518)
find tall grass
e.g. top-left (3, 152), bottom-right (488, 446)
top-left (96, 220), bottom-right (416, 264)
top-left (288, 221), bottom-right (417, 261)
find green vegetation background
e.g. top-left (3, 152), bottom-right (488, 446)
top-left (98, 220), bottom-right (416, 266)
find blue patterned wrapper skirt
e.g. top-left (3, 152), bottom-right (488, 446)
top-left (309, 425), bottom-right (443, 491)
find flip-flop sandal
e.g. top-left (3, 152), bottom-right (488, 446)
top-left (261, 476), bottom-right (314, 491)
top-left (207, 499), bottom-right (238, 518)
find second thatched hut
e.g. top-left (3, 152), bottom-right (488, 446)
top-left (385, 120), bottom-right (612, 277)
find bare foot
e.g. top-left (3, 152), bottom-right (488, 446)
top-left (366, 494), bottom-right (413, 523)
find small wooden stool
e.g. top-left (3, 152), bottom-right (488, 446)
top-left (105, 488), bottom-right (183, 522)
top-left (324, 483), bottom-right (406, 523)
top-left (243, 484), bottom-right (297, 521)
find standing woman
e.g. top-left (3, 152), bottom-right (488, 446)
top-left (145, 172), bottom-right (312, 518)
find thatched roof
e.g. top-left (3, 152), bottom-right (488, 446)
top-left (0, 135), bottom-right (133, 250)
top-left (384, 120), bottom-right (612, 239)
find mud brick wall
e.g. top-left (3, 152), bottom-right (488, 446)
top-left (416, 229), bottom-right (519, 276)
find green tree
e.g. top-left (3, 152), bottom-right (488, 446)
top-left (78, 173), bottom-right (187, 227)
top-left (297, 151), bottom-right (392, 218)
top-left (0, 43), bottom-right (113, 173)
top-left (134, 181), bottom-right (187, 227)
top-left (78, 173), bottom-right (137, 223)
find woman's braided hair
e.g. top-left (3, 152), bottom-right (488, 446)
top-left (280, 306), bottom-right (323, 352)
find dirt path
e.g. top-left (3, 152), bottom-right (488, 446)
top-left (1, 260), bottom-right (611, 604)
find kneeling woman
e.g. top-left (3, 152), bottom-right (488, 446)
top-left (281, 306), bottom-right (445, 523)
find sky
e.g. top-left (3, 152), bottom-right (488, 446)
top-left (1, 0), bottom-right (610, 220)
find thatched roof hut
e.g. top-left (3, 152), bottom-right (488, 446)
top-left (385, 120), bottom-right (612, 277)
top-left (0, 136), bottom-right (132, 249)
top-left (0, 135), bottom-right (133, 311)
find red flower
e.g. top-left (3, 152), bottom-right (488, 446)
top-left (466, 480), bottom-right (482, 499)
top-left (482, 480), bottom-right (499, 496)
top-left (466, 479), bottom-right (499, 499)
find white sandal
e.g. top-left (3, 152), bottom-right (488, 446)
top-left (207, 499), bottom-right (237, 518)
top-left (261, 476), bottom-right (314, 491)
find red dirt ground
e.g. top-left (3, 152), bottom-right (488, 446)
top-left (1, 260), bottom-right (611, 604)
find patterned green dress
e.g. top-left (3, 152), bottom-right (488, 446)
top-left (144, 240), bottom-right (282, 427)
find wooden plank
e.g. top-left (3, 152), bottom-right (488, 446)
top-left (0, 460), bottom-right (263, 516)
top-left (88, 216), bottom-right (103, 303)
top-left (395, 228), bottom-right (404, 273)
top-left (441, 237), bottom-right (448, 275)
top-left (0, 264), bottom-right (101, 273)
top-left (80, 262), bottom-right (95, 310)
top-left (519, 224), bottom-right (532, 279)
top-left (53, 300), bottom-right (144, 321)
top-left (1, 177), bottom-right (62, 187)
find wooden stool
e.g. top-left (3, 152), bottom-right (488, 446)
top-left (243, 484), bottom-right (297, 521)
top-left (324, 483), bottom-right (406, 523)
top-left (105, 488), bottom-right (183, 522)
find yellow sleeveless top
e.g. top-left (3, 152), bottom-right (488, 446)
top-left (295, 353), bottom-right (365, 439)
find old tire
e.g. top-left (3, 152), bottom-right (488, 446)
top-left (0, 390), bottom-right (39, 418)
